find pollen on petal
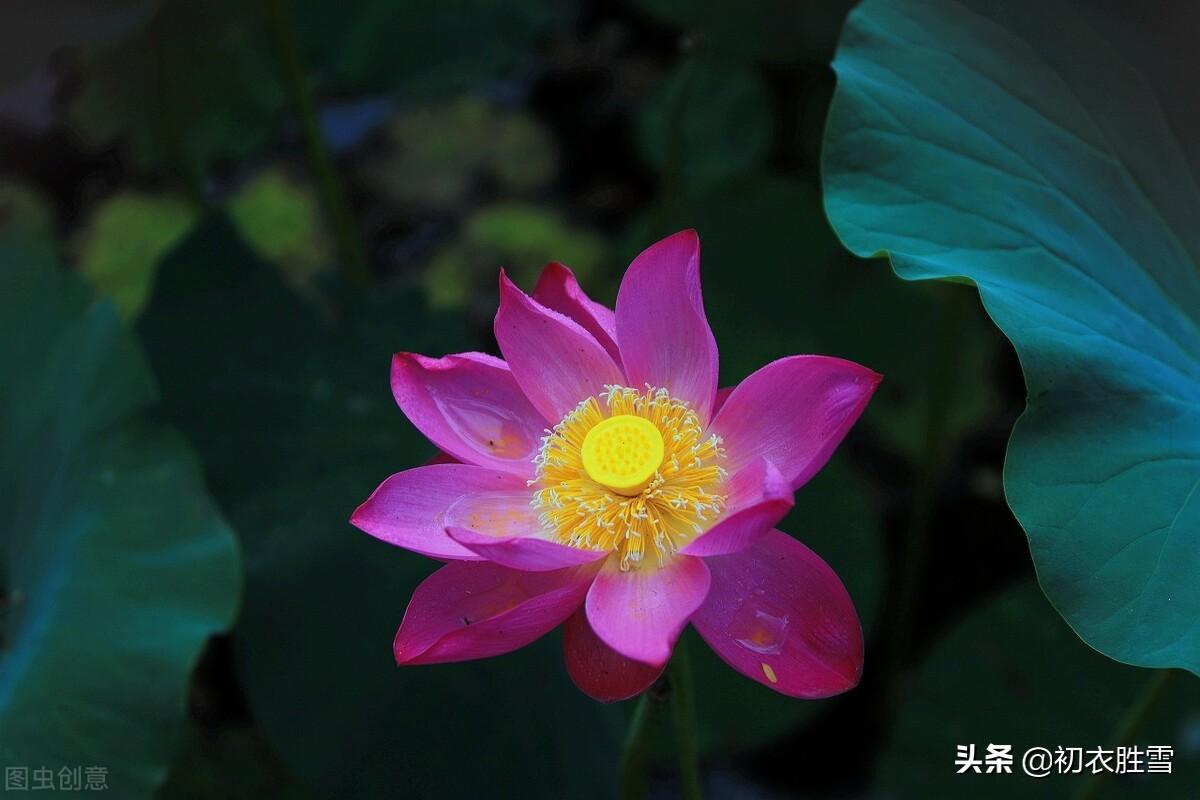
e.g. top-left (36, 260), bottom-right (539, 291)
top-left (762, 662), bottom-right (778, 684)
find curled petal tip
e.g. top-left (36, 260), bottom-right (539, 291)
top-left (392, 629), bottom-right (413, 666)
top-left (664, 228), bottom-right (699, 243)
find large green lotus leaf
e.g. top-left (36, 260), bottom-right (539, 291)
top-left (70, 0), bottom-right (283, 182)
top-left (0, 243), bottom-right (240, 797)
top-left (138, 218), bottom-right (623, 799)
top-left (822, 0), bottom-right (1200, 673)
top-left (880, 583), bottom-right (1200, 797)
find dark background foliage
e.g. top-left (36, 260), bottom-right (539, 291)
top-left (1, 0), bottom-right (1196, 797)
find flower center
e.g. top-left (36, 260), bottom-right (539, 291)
top-left (530, 386), bottom-right (727, 570)
top-left (580, 414), bottom-right (665, 496)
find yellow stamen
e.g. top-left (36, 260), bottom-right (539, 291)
top-left (530, 385), bottom-right (727, 571)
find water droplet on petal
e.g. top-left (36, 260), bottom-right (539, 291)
top-left (732, 602), bottom-right (789, 655)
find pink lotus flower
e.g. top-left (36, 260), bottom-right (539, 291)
top-left (352, 231), bottom-right (880, 702)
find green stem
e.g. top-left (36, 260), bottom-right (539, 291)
top-left (882, 286), bottom-right (970, 713)
top-left (261, 0), bottom-right (368, 285)
top-left (619, 640), bottom-right (704, 800)
top-left (1072, 669), bottom-right (1176, 800)
top-left (619, 694), bottom-right (653, 800)
top-left (668, 637), bottom-right (703, 800)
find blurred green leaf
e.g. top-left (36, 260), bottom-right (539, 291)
top-left (486, 110), bottom-right (559, 195)
top-left (297, 0), bottom-right (570, 96)
top-left (0, 180), bottom-right (55, 241)
top-left (638, 58), bottom-right (772, 195)
top-left (629, 0), bottom-right (854, 63)
top-left (0, 0), bottom-right (156, 88)
top-left (823, 0), bottom-right (1200, 674)
top-left (0, 244), bottom-right (240, 797)
top-left (70, 0), bottom-right (284, 184)
top-left (227, 167), bottom-right (331, 286)
top-left (426, 203), bottom-right (606, 311)
top-left (360, 97), bottom-right (557, 212)
top-left (139, 217), bottom-right (623, 799)
top-left (879, 583), bottom-right (1200, 797)
top-left (78, 191), bottom-right (198, 319)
